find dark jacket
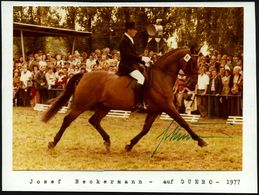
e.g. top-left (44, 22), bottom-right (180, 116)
top-left (118, 34), bottom-right (142, 75)
top-left (208, 76), bottom-right (222, 94)
top-left (34, 70), bottom-right (47, 89)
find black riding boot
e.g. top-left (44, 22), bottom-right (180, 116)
top-left (134, 84), bottom-right (145, 110)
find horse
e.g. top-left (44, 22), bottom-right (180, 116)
top-left (42, 47), bottom-right (208, 152)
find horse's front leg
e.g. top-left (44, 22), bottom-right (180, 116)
top-left (125, 112), bottom-right (160, 152)
top-left (165, 103), bottom-right (208, 147)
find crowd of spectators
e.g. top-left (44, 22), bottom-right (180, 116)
top-left (13, 48), bottom-right (156, 107)
top-left (13, 48), bottom-right (243, 118)
top-left (173, 50), bottom-right (243, 118)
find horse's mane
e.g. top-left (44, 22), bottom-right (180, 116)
top-left (153, 47), bottom-right (189, 68)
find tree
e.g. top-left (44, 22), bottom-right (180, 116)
top-left (13, 6), bottom-right (243, 56)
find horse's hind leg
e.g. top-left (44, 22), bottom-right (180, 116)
top-left (88, 105), bottom-right (111, 152)
top-left (48, 109), bottom-right (83, 149)
top-left (165, 104), bottom-right (208, 147)
top-left (125, 112), bottom-right (160, 152)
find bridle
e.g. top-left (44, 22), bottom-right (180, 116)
top-left (179, 52), bottom-right (200, 75)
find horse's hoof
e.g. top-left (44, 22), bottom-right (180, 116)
top-left (48, 141), bottom-right (55, 149)
top-left (104, 141), bottom-right (110, 152)
top-left (198, 139), bottom-right (208, 147)
top-left (125, 144), bottom-right (132, 152)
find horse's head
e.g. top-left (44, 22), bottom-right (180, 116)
top-left (177, 47), bottom-right (200, 87)
top-left (152, 47), bottom-right (199, 86)
top-left (178, 47), bottom-right (199, 76)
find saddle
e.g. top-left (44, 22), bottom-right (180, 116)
top-left (142, 65), bottom-right (152, 88)
top-left (117, 65), bottom-right (152, 89)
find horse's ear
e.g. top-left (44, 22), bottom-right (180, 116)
top-left (190, 43), bottom-right (200, 54)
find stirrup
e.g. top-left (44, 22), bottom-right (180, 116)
top-left (134, 102), bottom-right (147, 111)
top-left (135, 103), bottom-right (144, 110)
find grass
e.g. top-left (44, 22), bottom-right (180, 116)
top-left (13, 107), bottom-right (242, 170)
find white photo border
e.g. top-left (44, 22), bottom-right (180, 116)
top-left (2, 1), bottom-right (257, 193)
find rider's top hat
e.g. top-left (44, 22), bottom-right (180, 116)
top-left (125, 22), bottom-right (137, 30)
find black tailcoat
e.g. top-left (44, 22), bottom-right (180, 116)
top-left (118, 34), bottom-right (142, 75)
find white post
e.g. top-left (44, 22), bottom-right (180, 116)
top-left (72, 37), bottom-right (76, 54)
top-left (20, 30), bottom-right (25, 62)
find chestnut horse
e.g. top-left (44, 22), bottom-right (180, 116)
top-left (43, 47), bottom-right (208, 152)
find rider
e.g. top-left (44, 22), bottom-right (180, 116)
top-left (118, 22), bottom-right (146, 110)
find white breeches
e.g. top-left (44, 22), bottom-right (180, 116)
top-left (129, 70), bottom-right (145, 85)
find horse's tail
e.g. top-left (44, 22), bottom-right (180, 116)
top-left (42, 73), bottom-right (83, 123)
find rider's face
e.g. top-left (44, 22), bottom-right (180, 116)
top-left (127, 29), bottom-right (138, 37)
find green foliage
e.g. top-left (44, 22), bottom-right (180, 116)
top-left (13, 6), bottom-right (243, 56)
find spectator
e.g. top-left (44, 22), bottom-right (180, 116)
top-left (141, 48), bottom-right (152, 67)
top-left (103, 47), bottom-right (112, 59)
top-left (74, 65), bottom-right (81, 74)
top-left (206, 68), bottom-right (211, 78)
top-left (230, 66), bottom-right (242, 95)
top-left (80, 67), bottom-right (87, 74)
top-left (217, 53), bottom-right (222, 64)
top-left (14, 62), bottom-right (23, 73)
top-left (66, 54), bottom-right (74, 65)
top-left (30, 65), bottom-right (39, 106)
top-left (232, 55), bottom-right (239, 68)
top-left (99, 54), bottom-right (109, 71)
top-left (27, 52), bottom-right (35, 71)
top-left (207, 68), bottom-right (222, 118)
top-left (212, 49), bottom-right (219, 57)
top-left (67, 72), bottom-right (74, 82)
top-left (229, 66), bottom-right (242, 116)
top-left (195, 66), bottom-right (209, 117)
top-left (55, 70), bottom-right (67, 89)
top-left (149, 50), bottom-right (155, 59)
top-left (220, 57), bottom-right (228, 71)
top-left (68, 64), bottom-right (75, 75)
top-left (151, 53), bottom-right (158, 64)
top-left (37, 50), bottom-right (44, 60)
top-left (54, 64), bottom-right (62, 78)
top-left (218, 66), bottom-right (225, 79)
top-left (221, 69), bottom-right (231, 118)
top-left (94, 49), bottom-right (102, 62)
top-left (45, 66), bottom-right (56, 101)
top-left (13, 69), bottom-right (22, 106)
top-left (43, 54), bottom-right (48, 62)
top-left (209, 55), bottom-right (220, 72)
top-left (112, 50), bottom-right (120, 61)
top-left (20, 64), bottom-right (32, 106)
top-left (61, 54), bottom-right (67, 63)
top-left (86, 54), bottom-right (97, 72)
top-left (226, 55), bottom-right (233, 68)
top-left (73, 50), bottom-right (81, 65)
top-left (55, 54), bottom-right (64, 67)
top-left (198, 56), bottom-right (209, 70)
top-left (81, 51), bottom-right (88, 65)
top-left (111, 52), bottom-right (120, 68)
top-left (173, 70), bottom-right (188, 113)
top-left (62, 66), bottom-right (69, 77)
top-left (107, 63), bottom-right (118, 73)
top-left (34, 61), bottom-right (48, 104)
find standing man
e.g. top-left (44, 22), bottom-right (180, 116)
top-left (195, 66), bottom-right (210, 117)
top-left (118, 22), bottom-right (146, 110)
top-left (207, 68), bottom-right (222, 118)
top-left (34, 61), bottom-right (48, 104)
top-left (20, 64), bottom-right (32, 106)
